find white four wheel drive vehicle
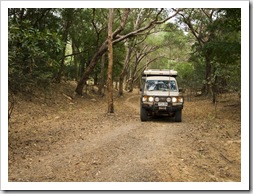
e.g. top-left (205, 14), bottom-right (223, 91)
top-left (140, 69), bottom-right (184, 122)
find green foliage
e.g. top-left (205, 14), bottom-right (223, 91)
top-left (174, 62), bottom-right (194, 87)
top-left (8, 8), bottom-right (241, 98)
top-left (205, 9), bottom-right (241, 93)
top-left (177, 8), bottom-right (241, 96)
top-left (8, 9), bottom-right (63, 92)
top-left (67, 8), bottom-right (109, 81)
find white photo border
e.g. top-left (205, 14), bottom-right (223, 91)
top-left (1, 0), bottom-right (249, 191)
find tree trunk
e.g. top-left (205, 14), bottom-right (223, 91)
top-left (128, 54), bottom-right (139, 92)
top-left (128, 78), bottom-right (134, 92)
top-left (212, 79), bottom-right (217, 104)
top-left (56, 19), bottom-right (71, 83)
top-left (107, 8), bottom-right (114, 113)
top-left (211, 67), bottom-right (218, 104)
top-left (71, 41), bottom-right (79, 81)
top-left (118, 72), bottom-right (125, 96)
top-left (118, 43), bottom-right (133, 96)
top-left (98, 53), bottom-right (105, 95)
top-left (115, 80), bottom-right (118, 90)
top-left (205, 54), bottom-right (212, 95)
top-left (75, 43), bottom-right (107, 95)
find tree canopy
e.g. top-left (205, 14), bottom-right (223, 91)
top-left (8, 8), bottom-right (241, 104)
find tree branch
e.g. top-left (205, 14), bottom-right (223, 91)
top-left (64, 48), bottom-right (90, 58)
top-left (112, 8), bottom-right (130, 39)
top-left (112, 8), bottom-right (182, 44)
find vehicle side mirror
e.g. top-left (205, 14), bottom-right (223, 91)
top-left (179, 88), bottom-right (183, 93)
top-left (139, 88), bottom-right (142, 92)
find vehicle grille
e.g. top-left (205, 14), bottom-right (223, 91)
top-left (157, 97), bottom-right (167, 102)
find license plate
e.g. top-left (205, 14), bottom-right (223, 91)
top-left (158, 102), bottom-right (168, 106)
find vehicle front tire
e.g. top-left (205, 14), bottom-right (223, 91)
top-left (175, 110), bottom-right (182, 122)
top-left (140, 107), bottom-right (148, 122)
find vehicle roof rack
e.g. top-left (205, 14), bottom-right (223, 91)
top-left (142, 69), bottom-right (178, 77)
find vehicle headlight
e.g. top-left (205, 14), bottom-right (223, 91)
top-left (155, 97), bottom-right (159, 102)
top-left (172, 97), bottom-right (177, 103)
top-left (167, 97), bottom-right (171, 102)
top-left (142, 96), bottom-right (148, 102)
top-left (178, 97), bottom-right (184, 103)
top-left (148, 96), bottom-right (154, 102)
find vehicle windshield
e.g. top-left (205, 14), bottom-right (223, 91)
top-left (145, 80), bottom-right (177, 92)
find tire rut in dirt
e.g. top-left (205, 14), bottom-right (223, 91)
top-left (12, 121), bottom-right (143, 181)
top-left (89, 122), bottom-right (186, 182)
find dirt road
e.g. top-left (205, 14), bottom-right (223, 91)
top-left (8, 85), bottom-right (241, 183)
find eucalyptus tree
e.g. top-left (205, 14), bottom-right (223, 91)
top-left (117, 8), bottom-right (165, 96)
top-left (68, 8), bottom-right (108, 81)
top-left (161, 23), bottom-right (196, 89)
top-left (176, 8), bottom-right (219, 95)
top-left (75, 8), bottom-right (182, 95)
top-left (176, 8), bottom-right (241, 102)
top-left (107, 8), bottom-right (114, 113)
top-left (126, 43), bottom-right (161, 92)
top-left (118, 34), bottom-right (155, 96)
top-left (132, 22), bottom-right (191, 88)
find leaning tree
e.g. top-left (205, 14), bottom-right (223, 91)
top-left (75, 8), bottom-right (182, 95)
